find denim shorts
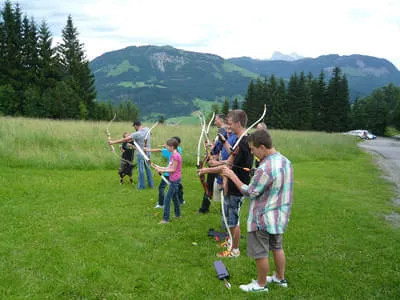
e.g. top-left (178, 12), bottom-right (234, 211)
top-left (223, 195), bottom-right (243, 227)
top-left (247, 231), bottom-right (283, 259)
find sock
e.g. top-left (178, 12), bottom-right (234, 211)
top-left (232, 248), bottom-right (239, 254)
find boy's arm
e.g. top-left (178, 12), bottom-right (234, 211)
top-left (144, 148), bottom-right (162, 153)
top-left (207, 158), bottom-right (225, 167)
top-left (109, 136), bottom-right (131, 145)
top-left (155, 159), bottom-right (177, 173)
top-left (220, 166), bottom-right (246, 191)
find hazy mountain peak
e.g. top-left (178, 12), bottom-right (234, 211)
top-left (270, 51), bottom-right (304, 61)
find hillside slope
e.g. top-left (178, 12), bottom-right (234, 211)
top-left (90, 46), bottom-right (400, 118)
top-left (90, 46), bottom-right (257, 118)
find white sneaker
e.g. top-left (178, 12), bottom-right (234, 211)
top-left (154, 204), bottom-right (164, 209)
top-left (239, 280), bottom-right (268, 292)
top-left (266, 273), bottom-right (288, 287)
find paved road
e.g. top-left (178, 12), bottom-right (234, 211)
top-left (358, 137), bottom-right (400, 226)
top-left (359, 137), bottom-right (400, 183)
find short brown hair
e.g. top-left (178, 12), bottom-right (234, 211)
top-left (166, 138), bottom-right (178, 149)
top-left (215, 114), bottom-right (225, 121)
top-left (227, 110), bottom-right (247, 127)
top-left (248, 129), bottom-right (273, 149)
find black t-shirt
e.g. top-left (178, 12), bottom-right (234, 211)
top-left (227, 135), bottom-right (253, 196)
top-left (122, 143), bottom-right (134, 161)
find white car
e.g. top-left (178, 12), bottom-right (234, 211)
top-left (344, 130), bottom-right (376, 140)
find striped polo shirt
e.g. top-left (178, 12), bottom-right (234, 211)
top-left (241, 152), bottom-right (294, 234)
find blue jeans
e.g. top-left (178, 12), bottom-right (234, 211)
top-left (158, 176), bottom-right (182, 206)
top-left (137, 157), bottom-right (154, 189)
top-left (158, 175), bottom-right (169, 205)
top-left (163, 179), bottom-right (181, 222)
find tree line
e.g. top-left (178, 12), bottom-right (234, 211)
top-left (240, 68), bottom-right (400, 135)
top-left (0, 1), bottom-right (138, 121)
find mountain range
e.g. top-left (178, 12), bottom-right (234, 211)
top-left (89, 45), bottom-right (400, 118)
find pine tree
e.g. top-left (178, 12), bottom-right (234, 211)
top-left (0, 0), bottom-right (23, 115)
top-left (275, 78), bottom-right (288, 129)
top-left (263, 76), bottom-right (272, 125)
top-left (0, 14), bottom-right (6, 85)
top-left (287, 72), bottom-right (313, 130)
top-left (20, 16), bottom-right (39, 116)
top-left (242, 80), bottom-right (255, 120)
top-left (298, 72), bottom-right (312, 130)
top-left (34, 21), bottom-right (62, 117)
top-left (337, 74), bottom-right (350, 131)
top-left (245, 78), bottom-right (265, 124)
top-left (381, 84), bottom-right (400, 126)
top-left (232, 98), bottom-right (239, 110)
top-left (222, 97), bottom-right (229, 115)
top-left (326, 67), bottom-right (350, 132)
top-left (350, 98), bottom-right (368, 129)
top-left (310, 71), bottom-right (327, 131)
top-left (286, 73), bottom-right (299, 129)
top-left (0, 83), bottom-right (17, 114)
top-left (350, 84), bottom-right (400, 133)
top-left (267, 75), bottom-right (278, 128)
top-left (255, 78), bottom-right (268, 122)
top-left (21, 16), bottom-right (38, 80)
top-left (365, 97), bottom-right (387, 135)
top-left (38, 21), bottom-right (60, 85)
top-left (42, 80), bottom-right (79, 119)
top-left (58, 15), bottom-right (96, 119)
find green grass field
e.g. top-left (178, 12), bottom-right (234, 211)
top-left (1, 117), bottom-right (399, 299)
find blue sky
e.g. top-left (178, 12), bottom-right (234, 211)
top-left (8, 0), bottom-right (400, 69)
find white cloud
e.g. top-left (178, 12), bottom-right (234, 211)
top-left (6, 0), bottom-right (400, 69)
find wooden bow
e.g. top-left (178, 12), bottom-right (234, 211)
top-left (144, 121), bottom-right (159, 148)
top-left (196, 113), bottom-right (211, 197)
top-left (106, 113), bottom-right (117, 152)
top-left (202, 112), bottom-right (215, 166)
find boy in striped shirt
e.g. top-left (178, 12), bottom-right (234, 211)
top-left (221, 129), bottom-right (293, 293)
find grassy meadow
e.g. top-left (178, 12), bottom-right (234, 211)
top-left (0, 116), bottom-right (399, 299)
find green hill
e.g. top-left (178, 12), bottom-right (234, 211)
top-left (90, 46), bottom-right (400, 118)
top-left (90, 45), bottom-right (258, 118)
